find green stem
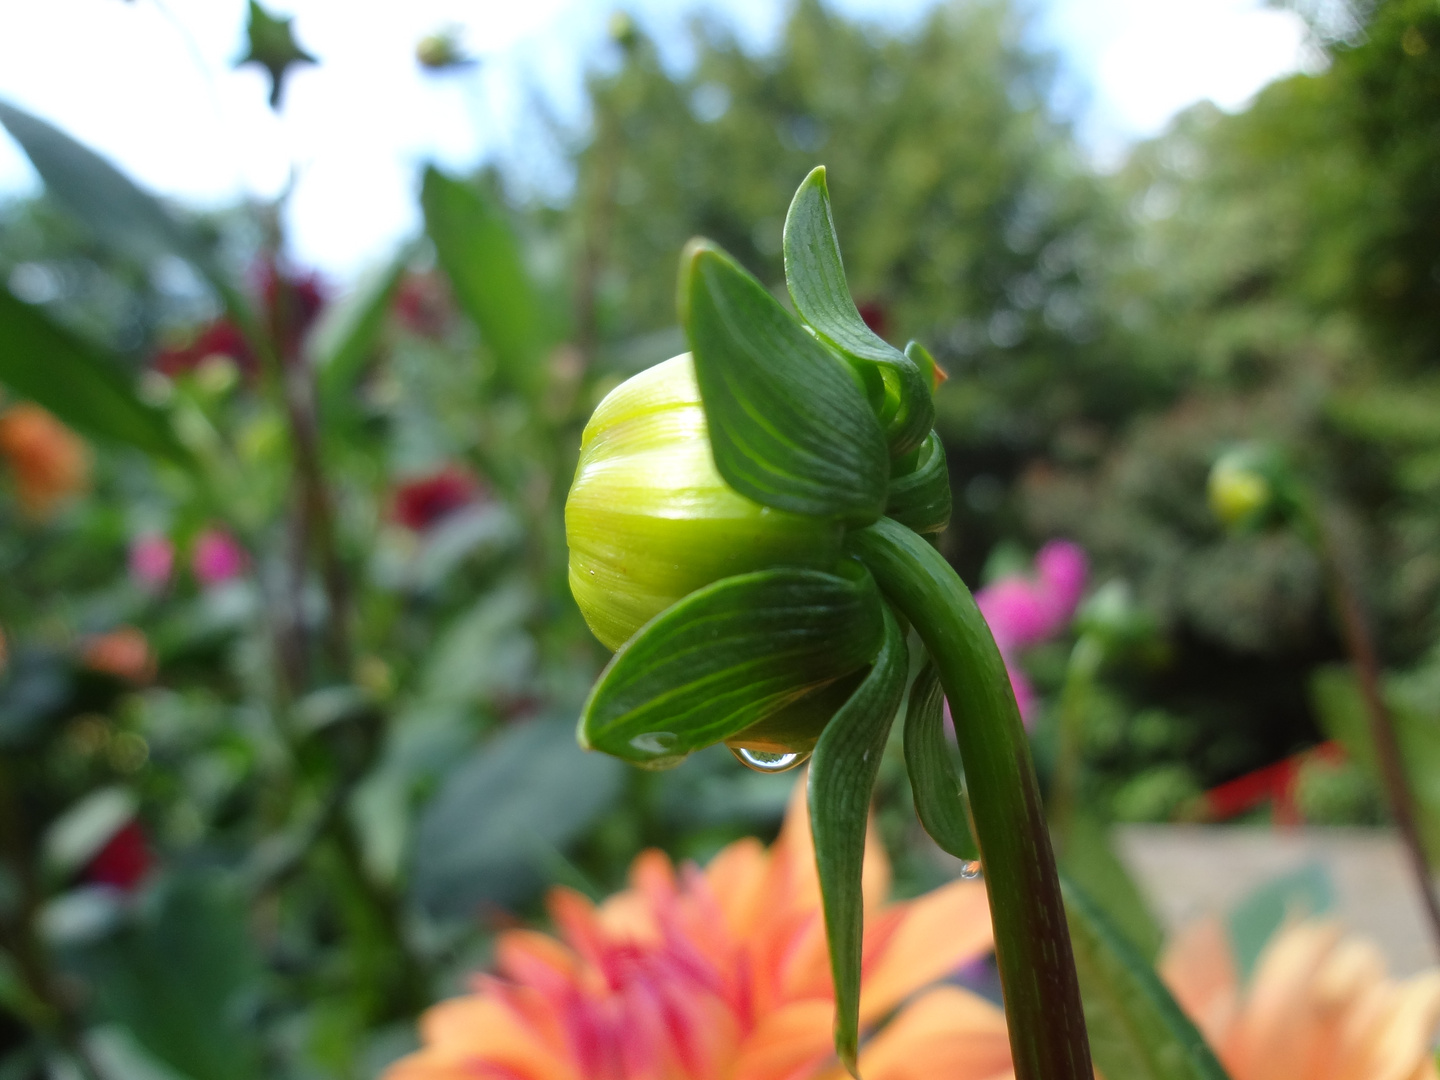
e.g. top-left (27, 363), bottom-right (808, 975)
top-left (850, 518), bottom-right (1092, 1080)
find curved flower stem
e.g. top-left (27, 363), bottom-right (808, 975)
top-left (849, 518), bottom-right (1092, 1080)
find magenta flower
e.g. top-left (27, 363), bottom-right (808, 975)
top-left (969, 540), bottom-right (1088, 726)
top-left (191, 529), bottom-right (247, 587)
top-left (129, 534), bottom-right (175, 590)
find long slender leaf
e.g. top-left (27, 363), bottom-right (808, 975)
top-left (681, 240), bottom-right (887, 522)
top-left (0, 290), bottom-right (192, 466)
top-left (0, 100), bottom-right (208, 267)
top-left (313, 250), bottom-right (408, 406)
top-left (0, 99), bottom-right (255, 336)
top-left (1063, 876), bottom-right (1232, 1080)
top-left (580, 563), bottom-right (885, 767)
top-left (903, 661), bottom-right (976, 859)
top-left (808, 604), bottom-right (908, 1076)
top-left (783, 166), bottom-right (933, 457)
top-left (420, 167), bottom-right (546, 397)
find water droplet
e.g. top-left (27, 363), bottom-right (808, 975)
top-left (730, 747), bottom-right (810, 773)
top-left (959, 860), bottom-right (983, 880)
top-left (630, 731), bottom-right (678, 755)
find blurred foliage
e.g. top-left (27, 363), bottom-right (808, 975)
top-left (0, 0), bottom-right (1438, 1075)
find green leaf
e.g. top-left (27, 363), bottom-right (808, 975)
top-left (783, 166), bottom-right (933, 457)
top-left (885, 430), bottom-right (952, 534)
top-left (0, 100), bottom-right (212, 272)
top-left (808, 604), bottom-right (908, 1076)
top-left (0, 290), bottom-right (193, 467)
top-left (903, 661), bottom-right (976, 860)
top-left (312, 250), bottom-right (409, 407)
top-left (1063, 876), bottom-right (1232, 1080)
top-left (1055, 814), bottom-right (1164, 963)
top-left (580, 562), bottom-right (885, 767)
top-left (411, 716), bottom-right (624, 916)
top-left (681, 240), bottom-right (888, 523)
top-left (78, 873), bottom-right (263, 1080)
top-left (0, 99), bottom-right (253, 332)
top-left (421, 167), bottom-right (546, 398)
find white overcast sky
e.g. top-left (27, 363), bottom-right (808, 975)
top-left (0, 0), bottom-right (1313, 281)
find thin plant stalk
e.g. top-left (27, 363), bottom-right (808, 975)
top-left (851, 518), bottom-right (1093, 1080)
top-left (1314, 509), bottom-right (1440, 951)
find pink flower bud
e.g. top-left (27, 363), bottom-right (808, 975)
top-left (191, 528), bottom-right (247, 586)
top-left (129, 534), bottom-right (175, 590)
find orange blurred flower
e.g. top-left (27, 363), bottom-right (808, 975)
top-left (1162, 917), bottom-right (1440, 1080)
top-left (80, 627), bottom-right (156, 684)
top-left (0, 403), bottom-right (90, 518)
top-left (387, 784), bottom-right (1012, 1080)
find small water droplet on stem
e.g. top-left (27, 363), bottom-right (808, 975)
top-left (959, 860), bottom-right (983, 880)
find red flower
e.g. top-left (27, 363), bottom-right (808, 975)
top-left (153, 318), bottom-right (256, 377)
top-left (84, 820), bottom-right (153, 892)
top-left (394, 272), bottom-right (452, 338)
top-left (259, 263), bottom-right (326, 358)
top-left (857, 300), bottom-right (890, 339)
top-left (391, 466), bottom-right (481, 531)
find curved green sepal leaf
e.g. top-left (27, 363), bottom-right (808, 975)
top-left (725, 670), bottom-right (865, 756)
top-left (581, 563), bottom-right (885, 768)
top-left (681, 240), bottom-right (887, 523)
top-left (886, 431), bottom-right (952, 535)
top-left (0, 290), bottom-right (193, 468)
top-left (903, 661), bottom-right (976, 860)
top-left (783, 167), bottom-right (934, 458)
top-left (808, 604), bottom-right (908, 1077)
top-left (1062, 876), bottom-right (1233, 1080)
top-left (422, 167), bottom-right (546, 398)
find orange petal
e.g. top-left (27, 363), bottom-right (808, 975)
top-left (813, 986), bottom-right (1012, 1080)
top-left (730, 998), bottom-right (836, 1080)
top-left (388, 995), bottom-right (579, 1080)
top-left (1159, 916), bottom-right (1240, 1054)
top-left (859, 880), bottom-right (993, 1022)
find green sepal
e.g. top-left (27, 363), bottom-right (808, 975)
top-left (580, 562), bottom-right (885, 768)
top-left (725, 670), bottom-right (866, 756)
top-left (808, 603), bottom-right (908, 1078)
top-left (903, 661), bottom-right (977, 860)
top-left (680, 240), bottom-right (888, 524)
top-left (783, 167), bottom-right (934, 458)
top-left (885, 431), bottom-right (952, 535)
top-left (1063, 876), bottom-right (1233, 1080)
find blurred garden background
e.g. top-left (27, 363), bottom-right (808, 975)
top-left (1, 0), bottom-right (1439, 1077)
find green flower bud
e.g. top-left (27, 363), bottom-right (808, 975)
top-left (1208, 449), bottom-right (1273, 526)
top-left (566, 353), bottom-right (844, 650)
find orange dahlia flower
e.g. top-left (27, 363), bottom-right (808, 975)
top-left (1162, 916), bottom-right (1440, 1080)
top-left (388, 784), bottom-right (1012, 1080)
top-left (0, 403), bottom-right (90, 518)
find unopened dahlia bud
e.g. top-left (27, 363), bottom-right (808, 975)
top-left (566, 353), bottom-right (843, 650)
top-left (1208, 449), bottom-right (1272, 526)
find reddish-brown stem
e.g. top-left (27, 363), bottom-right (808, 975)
top-left (1317, 511), bottom-right (1440, 952)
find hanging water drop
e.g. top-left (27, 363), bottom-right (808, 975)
top-left (959, 860), bottom-right (983, 880)
top-left (730, 746), bottom-right (811, 773)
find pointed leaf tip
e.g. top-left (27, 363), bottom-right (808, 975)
top-left (809, 604), bottom-right (908, 1076)
top-left (783, 168), bottom-right (933, 457)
